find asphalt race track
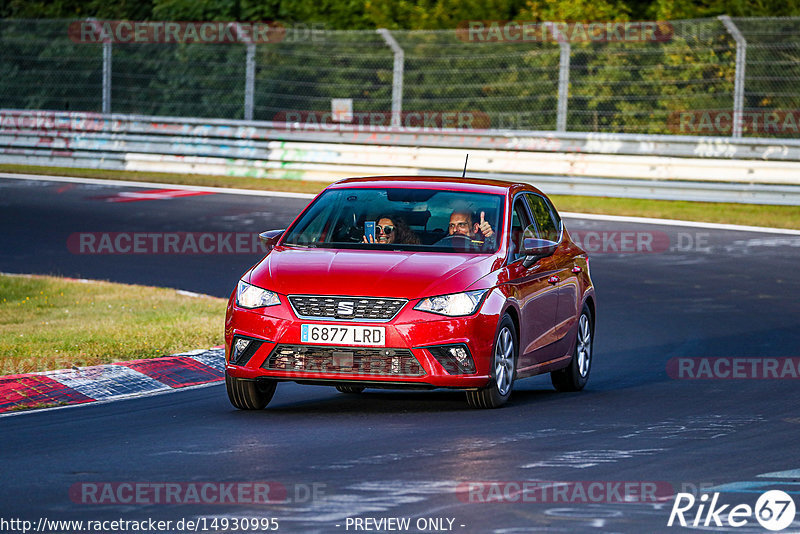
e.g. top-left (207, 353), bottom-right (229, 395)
top-left (1, 175), bottom-right (800, 533)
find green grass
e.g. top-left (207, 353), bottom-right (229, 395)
top-left (7, 401), bottom-right (66, 412)
top-left (0, 274), bottom-right (226, 374)
top-left (2, 163), bottom-right (799, 229)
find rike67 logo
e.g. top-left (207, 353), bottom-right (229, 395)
top-left (668, 490), bottom-right (797, 531)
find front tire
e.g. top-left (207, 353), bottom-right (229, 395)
top-left (226, 373), bottom-right (276, 410)
top-left (551, 304), bottom-right (593, 392)
top-left (466, 314), bottom-right (517, 409)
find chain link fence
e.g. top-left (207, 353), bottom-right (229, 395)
top-left (1, 17), bottom-right (799, 137)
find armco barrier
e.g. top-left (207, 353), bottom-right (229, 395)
top-left (2, 109), bottom-right (800, 204)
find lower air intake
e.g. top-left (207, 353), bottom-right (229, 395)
top-left (263, 345), bottom-right (425, 377)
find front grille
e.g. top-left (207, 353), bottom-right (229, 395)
top-left (263, 345), bottom-right (426, 377)
top-left (288, 295), bottom-right (407, 321)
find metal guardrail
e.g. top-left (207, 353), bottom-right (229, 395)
top-left (2, 109), bottom-right (800, 205)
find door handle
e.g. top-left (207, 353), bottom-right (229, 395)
top-left (547, 276), bottom-right (560, 285)
top-left (572, 266), bottom-right (582, 273)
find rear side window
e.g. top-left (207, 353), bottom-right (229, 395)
top-left (525, 193), bottom-right (560, 243)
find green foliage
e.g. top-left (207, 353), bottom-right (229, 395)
top-left (519, 0), bottom-right (630, 22)
top-left (365, 0), bottom-right (525, 30)
top-left (4, 0), bottom-right (800, 28)
top-left (2, 0), bottom-right (154, 19)
top-left (0, 20), bottom-right (103, 112)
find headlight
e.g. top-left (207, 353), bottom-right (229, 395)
top-left (236, 280), bottom-right (280, 309)
top-left (414, 289), bottom-right (488, 317)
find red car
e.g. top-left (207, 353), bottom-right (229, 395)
top-left (225, 177), bottom-right (595, 409)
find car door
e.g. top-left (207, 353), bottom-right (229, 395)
top-left (500, 194), bottom-right (560, 375)
top-left (525, 193), bottom-right (579, 354)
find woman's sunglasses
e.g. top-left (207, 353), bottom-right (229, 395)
top-left (376, 224), bottom-right (395, 235)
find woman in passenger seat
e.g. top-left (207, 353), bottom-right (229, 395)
top-left (363, 215), bottom-right (420, 245)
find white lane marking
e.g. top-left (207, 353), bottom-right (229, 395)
top-left (2, 172), bottom-right (799, 234)
top-left (726, 236), bottom-right (800, 249)
top-left (106, 189), bottom-right (215, 202)
top-left (249, 480), bottom-right (458, 524)
top-left (561, 211), bottom-right (800, 235)
top-left (312, 428), bottom-right (594, 471)
top-left (521, 449), bottom-right (664, 469)
top-left (617, 415), bottom-right (765, 440)
top-left (176, 289), bottom-right (204, 297)
top-left (757, 469), bottom-right (800, 479)
top-left (0, 172), bottom-right (316, 199)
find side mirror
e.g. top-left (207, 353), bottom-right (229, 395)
top-left (521, 238), bottom-right (557, 267)
top-left (259, 229), bottom-right (285, 251)
top-left (521, 238), bottom-right (558, 257)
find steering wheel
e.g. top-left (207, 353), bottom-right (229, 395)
top-left (435, 234), bottom-right (476, 250)
top-left (331, 210), bottom-right (363, 243)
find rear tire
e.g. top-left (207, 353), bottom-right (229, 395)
top-left (466, 314), bottom-right (517, 409)
top-left (226, 373), bottom-right (276, 410)
top-left (551, 304), bottom-right (593, 392)
top-left (335, 385), bottom-right (366, 394)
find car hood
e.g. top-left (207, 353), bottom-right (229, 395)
top-left (247, 247), bottom-right (498, 299)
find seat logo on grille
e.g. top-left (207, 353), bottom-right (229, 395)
top-left (336, 301), bottom-right (355, 316)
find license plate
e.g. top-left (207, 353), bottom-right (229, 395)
top-left (300, 324), bottom-right (385, 346)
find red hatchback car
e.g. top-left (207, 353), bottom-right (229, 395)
top-left (225, 177), bottom-right (595, 409)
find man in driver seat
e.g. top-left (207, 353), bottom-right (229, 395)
top-left (448, 210), bottom-right (495, 249)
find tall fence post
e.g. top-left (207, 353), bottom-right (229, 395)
top-left (548, 23), bottom-right (571, 132)
top-left (377, 29), bottom-right (404, 127)
top-left (230, 23), bottom-right (256, 121)
top-left (102, 40), bottom-right (112, 114)
top-left (87, 18), bottom-right (112, 114)
top-left (244, 43), bottom-right (256, 121)
top-left (719, 15), bottom-right (747, 138)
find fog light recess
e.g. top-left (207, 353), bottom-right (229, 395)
top-left (427, 344), bottom-right (476, 374)
top-left (230, 336), bottom-right (263, 365)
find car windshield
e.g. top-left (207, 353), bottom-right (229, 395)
top-left (281, 187), bottom-right (505, 254)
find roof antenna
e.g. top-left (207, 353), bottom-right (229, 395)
top-left (462, 154), bottom-right (469, 178)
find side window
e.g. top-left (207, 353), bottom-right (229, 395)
top-left (544, 196), bottom-right (562, 236)
top-left (525, 193), bottom-right (560, 243)
top-left (509, 197), bottom-right (532, 263)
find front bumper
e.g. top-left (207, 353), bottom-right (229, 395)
top-left (224, 292), bottom-right (502, 389)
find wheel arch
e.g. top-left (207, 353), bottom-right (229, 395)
top-left (582, 293), bottom-right (596, 333)
top-left (500, 302), bottom-right (521, 343)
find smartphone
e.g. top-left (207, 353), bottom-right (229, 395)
top-left (365, 221), bottom-right (376, 242)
